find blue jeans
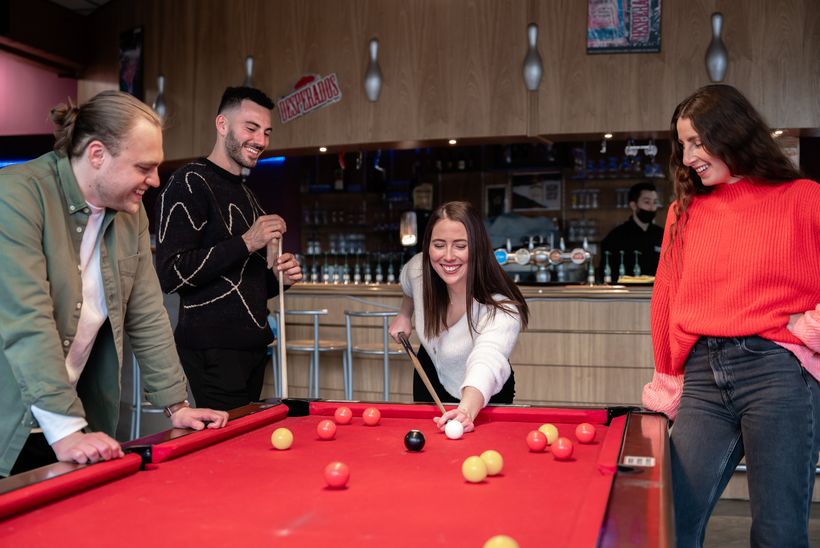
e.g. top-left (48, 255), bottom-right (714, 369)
top-left (671, 336), bottom-right (820, 548)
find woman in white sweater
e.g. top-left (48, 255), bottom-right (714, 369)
top-left (389, 201), bottom-right (529, 432)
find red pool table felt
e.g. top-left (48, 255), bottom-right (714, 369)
top-left (0, 402), bottom-right (663, 547)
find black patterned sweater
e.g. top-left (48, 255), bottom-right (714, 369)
top-left (155, 158), bottom-right (277, 350)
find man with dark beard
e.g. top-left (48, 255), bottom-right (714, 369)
top-left (155, 87), bottom-right (302, 411)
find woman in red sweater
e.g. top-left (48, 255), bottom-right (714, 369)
top-left (643, 84), bottom-right (820, 547)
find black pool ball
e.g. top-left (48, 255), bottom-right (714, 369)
top-left (404, 430), bottom-right (426, 452)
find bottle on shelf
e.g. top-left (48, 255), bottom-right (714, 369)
top-left (375, 256), bottom-right (384, 284)
top-left (353, 255), bottom-right (362, 284)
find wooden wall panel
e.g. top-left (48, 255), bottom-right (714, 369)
top-left (511, 332), bottom-right (654, 367)
top-left (535, 0), bottom-right (820, 135)
top-left (525, 298), bottom-right (651, 332)
top-left (273, 286), bottom-right (654, 406)
top-left (79, 0), bottom-right (819, 158)
top-left (512, 363), bottom-right (651, 406)
top-left (81, 0), bottom-right (529, 158)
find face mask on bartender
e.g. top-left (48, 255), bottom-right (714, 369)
top-left (635, 208), bottom-right (656, 223)
top-left (631, 189), bottom-right (659, 225)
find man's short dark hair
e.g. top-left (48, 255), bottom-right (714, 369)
top-left (217, 86), bottom-right (274, 114)
top-left (628, 181), bottom-right (657, 203)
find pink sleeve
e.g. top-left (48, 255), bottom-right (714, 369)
top-left (791, 304), bottom-right (820, 353)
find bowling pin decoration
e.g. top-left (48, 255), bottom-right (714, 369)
top-left (244, 55), bottom-right (254, 87)
top-left (152, 75), bottom-right (167, 121)
top-left (522, 23), bottom-right (543, 91)
top-left (705, 13), bottom-right (728, 82)
top-left (364, 38), bottom-right (383, 102)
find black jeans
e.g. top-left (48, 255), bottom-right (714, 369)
top-left (7, 433), bottom-right (57, 477)
top-left (177, 346), bottom-right (269, 411)
top-left (412, 344), bottom-right (515, 404)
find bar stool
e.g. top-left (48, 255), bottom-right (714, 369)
top-left (129, 354), bottom-right (166, 440)
top-left (274, 309), bottom-right (348, 398)
top-left (344, 310), bottom-right (403, 400)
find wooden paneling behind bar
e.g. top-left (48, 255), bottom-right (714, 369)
top-left (534, 0), bottom-right (820, 135)
top-left (261, 285), bottom-right (653, 407)
top-left (79, 0), bottom-right (820, 160)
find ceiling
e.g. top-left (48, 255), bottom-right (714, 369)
top-left (47, 0), bottom-right (111, 16)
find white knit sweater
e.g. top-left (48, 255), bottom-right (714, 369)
top-left (400, 253), bottom-right (523, 405)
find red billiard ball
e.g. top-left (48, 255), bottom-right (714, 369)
top-left (362, 407), bottom-right (381, 426)
top-left (575, 423), bottom-right (596, 444)
top-left (552, 437), bottom-right (574, 460)
top-left (334, 406), bottom-right (353, 425)
top-left (526, 430), bottom-right (548, 452)
top-left (324, 461), bottom-right (350, 488)
top-left (317, 419), bottom-right (337, 440)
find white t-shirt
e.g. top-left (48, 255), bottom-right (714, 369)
top-left (400, 253), bottom-right (522, 405)
top-left (31, 203), bottom-right (108, 444)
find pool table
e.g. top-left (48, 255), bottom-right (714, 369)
top-left (0, 401), bottom-right (672, 547)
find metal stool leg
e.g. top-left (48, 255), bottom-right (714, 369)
top-left (132, 355), bottom-right (141, 440)
top-left (345, 315), bottom-right (354, 400)
top-left (382, 317), bottom-right (390, 401)
top-left (268, 314), bottom-right (281, 398)
top-left (341, 351), bottom-right (350, 400)
top-left (312, 315), bottom-right (320, 398)
top-left (271, 344), bottom-right (279, 398)
top-left (278, 337), bottom-right (284, 397)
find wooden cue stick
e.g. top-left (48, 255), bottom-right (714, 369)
top-left (276, 239), bottom-right (288, 399)
top-left (397, 332), bottom-right (446, 415)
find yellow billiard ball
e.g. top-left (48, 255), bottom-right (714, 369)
top-left (271, 427), bottom-right (293, 450)
top-left (462, 455), bottom-right (488, 483)
top-left (483, 535), bottom-right (520, 548)
top-left (479, 450), bottom-right (504, 476)
top-left (538, 423), bottom-right (559, 445)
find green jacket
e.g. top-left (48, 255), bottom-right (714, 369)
top-left (0, 152), bottom-right (188, 475)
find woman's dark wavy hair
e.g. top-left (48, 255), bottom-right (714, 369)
top-left (421, 201), bottom-right (528, 339)
top-left (668, 84), bottom-right (802, 254)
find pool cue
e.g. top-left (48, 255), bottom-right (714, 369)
top-left (397, 332), bottom-right (447, 416)
top-left (269, 238), bottom-right (288, 399)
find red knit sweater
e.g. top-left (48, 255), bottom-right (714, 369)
top-left (643, 177), bottom-right (820, 418)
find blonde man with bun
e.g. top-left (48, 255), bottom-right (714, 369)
top-left (0, 91), bottom-right (228, 477)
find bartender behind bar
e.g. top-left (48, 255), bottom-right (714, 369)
top-left (598, 182), bottom-right (663, 283)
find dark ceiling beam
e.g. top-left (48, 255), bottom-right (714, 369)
top-left (0, 0), bottom-right (88, 76)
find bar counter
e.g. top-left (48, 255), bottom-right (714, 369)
top-left (268, 283), bottom-right (654, 407)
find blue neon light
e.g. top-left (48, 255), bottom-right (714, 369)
top-left (0, 159), bottom-right (31, 168)
top-left (258, 156), bottom-right (286, 165)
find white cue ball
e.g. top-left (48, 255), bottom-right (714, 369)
top-left (445, 419), bottom-right (464, 440)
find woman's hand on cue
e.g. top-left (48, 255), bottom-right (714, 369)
top-left (435, 407), bottom-right (475, 433)
top-left (388, 314), bottom-right (413, 343)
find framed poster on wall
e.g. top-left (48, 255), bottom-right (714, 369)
top-left (484, 184), bottom-right (511, 218)
top-left (510, 172), bottom-right (562, 212)
top-left (119, 27), bottom-right (144, 100)
top-left (587, 0), bottom-right (661, 53)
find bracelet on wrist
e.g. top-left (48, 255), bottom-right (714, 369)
top-left (163, 400), bottom-right (190, 418)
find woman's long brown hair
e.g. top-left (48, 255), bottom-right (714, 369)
top-left (667, 84), bottom-right (803, 258)
top-left (421, 201), bottom-right (529, 339)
